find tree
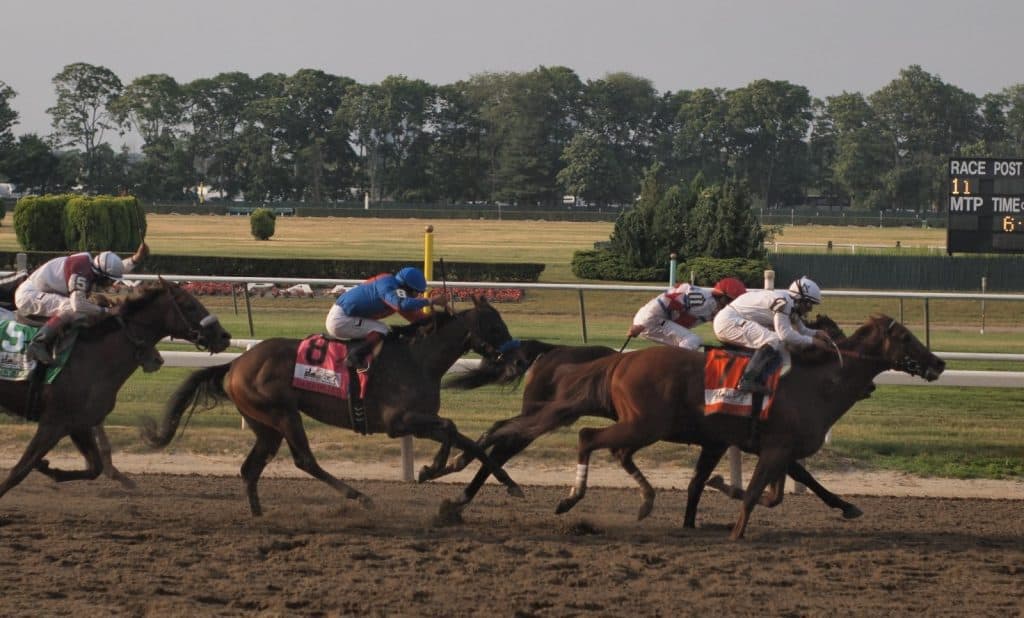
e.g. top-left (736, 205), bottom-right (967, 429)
top-left (557, 130), bottom-right (630, 206)
top-left (686, 182), bottom-right (766, 259)
top-left (47, 63), bottom-right (124, 189)
top-left (671, 88), bottom-right (732, 185)
top-left (0, 80), bottom-right (18, 157)
top-left (186, 72), bottom-right (259, 200)
top-left (726, 80), bottom-right (812, 207)
top-left (3, 134), bottom-right (62, 193)
top-left (869, 65), bottom-right (980, 212)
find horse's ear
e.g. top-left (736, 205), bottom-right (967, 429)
top-left (472, 293), bottom-right (490, 309)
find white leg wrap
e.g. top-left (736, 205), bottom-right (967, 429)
top-left (574, 463), bottom-right (589, 493)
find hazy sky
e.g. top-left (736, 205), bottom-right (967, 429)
top-left (5, 0), bottom-right (1023, 149)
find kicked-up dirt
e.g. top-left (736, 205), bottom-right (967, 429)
top-left (0, 471), bottom-right (1021, 616)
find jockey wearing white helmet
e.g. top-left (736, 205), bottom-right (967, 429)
top-left (712, 275), bottom-right (832, 394)
top-left (16, 242), bottom-right (149, 364)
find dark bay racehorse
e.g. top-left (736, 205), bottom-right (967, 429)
top-left (143, 296), bottom-right (525, 516)
top-left (0, 279), bottom-right (231, 501)
top-left (475, 315), bottom-right (944, 539)
top-left (435, 317), bottom-right (863, 522)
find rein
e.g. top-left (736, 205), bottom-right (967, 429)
top-left (116, 315), bottom-right (156, 365)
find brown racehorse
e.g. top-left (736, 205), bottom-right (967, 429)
top-left (143, 296), bottom-right (525, 516)
top-left (0, 279), bottom-right (231, 501)
top-left (478, 315), bottom-right (944, 539)
top-left (434, 316), bottom-right (863, 522)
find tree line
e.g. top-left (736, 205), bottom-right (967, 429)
top-left (1, 63), bottom-right (1021, 211)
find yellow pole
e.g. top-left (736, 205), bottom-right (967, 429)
top-left (400, 224), bottom-right (435, 482)
top-left (423, 224), bottom-right (434, 281)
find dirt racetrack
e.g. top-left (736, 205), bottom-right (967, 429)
top-left (0, 471), bottom-right (1022, 617)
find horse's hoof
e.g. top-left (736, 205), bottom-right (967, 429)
top-left (114, 476), bottom-right (138, 491)
top-left (842, 505), bottom-right (864, 519)
top-left (354, 494), bottom-right (374, 510)
top-left (417, 466), bottom-right (434, 483)
top-left (506, 483), bottom-right (525, 499)
top-left (637, 501), bottom-right (654, 521)
top-left (706, 475), bottom-right (727, 491)
top-left (555, 499), bottom-right (576, 515)
top-left (433, 499), bottom-right (466, 527)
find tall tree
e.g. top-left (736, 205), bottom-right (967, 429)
top-left (3, 134), bottom-right (62, 192)
top-left (869, 65), bottom-right (980, 212)
top-left (47, 63), bottom-right (124, 189)
top-left (186, 71), bottom-right (258, 199)
top-left (726, 79), bottom-right (812, 207)
top-left (0, 80), bottom-right (18, 156)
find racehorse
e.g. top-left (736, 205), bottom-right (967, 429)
top-left (434, 316), bottom-right (863, 521)
top-left (142, 296), bottom-right (526, 516)
top-left (470, 315), bottom-right (944, 539)
top-left (0, 279), bottom-right (231, 501)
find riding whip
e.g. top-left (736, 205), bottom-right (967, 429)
top-left (618, 335), bottom-right (632, 353)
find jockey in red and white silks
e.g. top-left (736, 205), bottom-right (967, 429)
top-left (628, 277), bottom-right (747, 350)
top-left (16, 251), bottom-right (142, 320)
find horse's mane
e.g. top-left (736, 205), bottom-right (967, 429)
top-left (76, 283), bottom-right (168, 341)
top-left (388, 308), bottom-right (459, 344)
top-left (844, 314), bottom-right (892, 350)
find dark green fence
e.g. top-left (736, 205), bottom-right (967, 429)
top-left (770, 253), bottom-right (1024, 291)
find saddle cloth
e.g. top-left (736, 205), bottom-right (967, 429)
top-left (292, 335), bottom-right (353, 399)
top-left (703, 348), bottom-right (781, 420)
top-left (0, 320), bottom-right (70, 383)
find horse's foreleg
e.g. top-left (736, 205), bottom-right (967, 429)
top-left (34, 428), bottom-right (104, 483)
top-left (240, 417), bottom-right (284, 517)
top-left (557, 423), bottom-right (657, 516)
top-left (684, 444), bottom-right (729, 528)
top-left (93, 425), bottom-right (136, 490)
top-left (0, 424), bottom-right (68, 499)
top-left (277, 411), bottom-right (373, 511)
top-left (730, 447), bottom-right (790, 541)
top-left (611, 447), bottom-right (656, 521)
top-left (787, 461), bottom-right (862, 519)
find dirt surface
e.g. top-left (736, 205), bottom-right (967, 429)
top-left (0, 467), bottom-right (1022, 616)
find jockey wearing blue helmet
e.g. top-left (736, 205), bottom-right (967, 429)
top-left (325, 266), bottom-right (446, 370)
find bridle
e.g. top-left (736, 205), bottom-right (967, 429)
top-left (831, 319), bottom-right (925, 375)
top-left (121, 285), bottom-right (220, 353)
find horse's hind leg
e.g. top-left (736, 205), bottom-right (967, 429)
top-left (240, 418), bottom-right (284, 517)
top-left (684, 444), bottom-right (728, 528)
top-left (611, 447), bottom-right (656, 521)
top-left (730, 447), bottom-right (790, 541)
top-left (556, 423), bottom-right (657, 516)
top-left (0, 424), bottom-right (67, 500)
top-left (93, 425), bottom-right (136, 490)
top-left (277, 411), bottom-right (373, 510)
top-left (34, 428), bottom-right (104, 483)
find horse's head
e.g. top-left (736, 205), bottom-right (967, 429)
top-left (119, 278), bottom-right (232, 353)
top-left (460, 295), bottom-right (516, 363)
top-left (851, 315), bottom-right (945, 381)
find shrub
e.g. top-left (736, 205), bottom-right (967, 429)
top-left (250, 207), bottom-right (276, 240)
top-left (13, 194), bottom-right (70, 251)
top-left (571, 249), bottom-right (665, 281)
top-left (679, 257), bottom-right (770, 288)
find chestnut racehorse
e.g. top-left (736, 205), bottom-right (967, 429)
top-left (434, 316), bottom-right (864, 522)
top-left (143, 296), bottom-right (525, 516)
top-left (475, 315), bottom-right (944, 539)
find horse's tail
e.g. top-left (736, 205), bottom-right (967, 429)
top-left (142, 362), bottom-right (232, 448)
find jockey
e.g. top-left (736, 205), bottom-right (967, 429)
top-left (16, 242), bottom-right (150, 364)
top-left (325, 266), bottom-right (447, 370)
top-left (627, 277), bottom-right (747, 350)
top-left (712, 276), bottom-right (832, 394)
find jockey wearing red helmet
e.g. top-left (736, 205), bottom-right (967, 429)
top-left (627, 277), bottom-right (746, 350)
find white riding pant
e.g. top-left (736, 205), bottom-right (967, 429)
top-left (712, 310), bottom-right (793, 369)
top-left (15, 283), bottom-right (75, 319)
top-left (325, 304), bottom-right (388, 340)
top-left (636, 318), bottom-right (701, 350)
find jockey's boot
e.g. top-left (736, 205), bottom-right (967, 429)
top-left (737, 345), bottom-right (780, 395)
top-left (26, 317), bottom-right (64, 365)
top-left (345, 331), bottom-right (383, 371)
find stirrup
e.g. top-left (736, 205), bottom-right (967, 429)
top-left (27, 342), bottom-right (55, 365)
top-left (737, 378), bottom-right (770, 395)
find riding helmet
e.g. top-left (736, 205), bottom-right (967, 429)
top-left (395, 266), bottom-right (428, 293)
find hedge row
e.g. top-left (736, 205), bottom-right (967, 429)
top-left (0, 252), bottom-right (545, 283)
top-left (13, 194), bottom-right (146, 252)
